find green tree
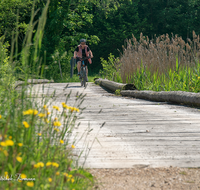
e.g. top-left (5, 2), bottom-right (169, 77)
top-left (86, 0), bottom-right (144, 72)
top-left (137, 0), bottom-right (200, 39)
top-left (0, 0), bottom-right (33, 43)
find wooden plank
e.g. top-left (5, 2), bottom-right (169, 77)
top-left (32, 82), bottom-right (200, 168)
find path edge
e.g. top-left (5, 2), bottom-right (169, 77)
top-left (15, 79), bottom-right (54, 89)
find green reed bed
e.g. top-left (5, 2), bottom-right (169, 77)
top-left (127, 60), bottom-right (200, 92)
top-left (101, 32), bottom-right (200, 93)
top-left (120, 32), bottom-right (200, 92)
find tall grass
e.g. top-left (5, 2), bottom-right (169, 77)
top-left (119, 32), bottom-right (200, 92)
top-left (0, 1), bottom-right (95, 189)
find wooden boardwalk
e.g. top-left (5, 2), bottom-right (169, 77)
top-left (31, 82), bottom-right (200, 168)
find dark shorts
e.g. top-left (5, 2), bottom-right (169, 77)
top-left (76, 57), bottom-right (88, 66)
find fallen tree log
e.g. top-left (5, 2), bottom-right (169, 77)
top-left (121, 90), bottom-right (200, 106)
top-left (94, 78), bottom-right (136, 92)
top-left (94, 78), bottom-right (200, 106)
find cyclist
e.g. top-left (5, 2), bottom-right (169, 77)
top-left (74, 39), bottom-right (93, 82)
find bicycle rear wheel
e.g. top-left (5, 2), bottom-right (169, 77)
top-left (82, 67), bottom-right (86, 87)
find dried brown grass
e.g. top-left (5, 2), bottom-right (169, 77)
top-left (120, 31), bottom-right (200, 83)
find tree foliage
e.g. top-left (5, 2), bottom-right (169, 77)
top-left (1, 0), bottom-right (200, 79)
top-left (0, 0), bottom-right (33, 43)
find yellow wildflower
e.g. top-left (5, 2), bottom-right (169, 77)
top-left (61, 102), bottom-right (65, 106)
top-left (29, 110), bottom-right (34, 114)
top-left (4, 171), bottom-right (8, 177)
top-left (70, 107), bottom-right (76, 112)
top-left (38, 133), bottom-right (42, 136)
top-left (23, 109), bottom-right (33, 115)
top-left (46, 162), bottom-right (52, 166)
top-left (71, 178), bottom-right (75, 183)
top-left (21, 174), bottom-right (27, 179)
top-left (26, 182), bottom-right (34, 187)
top-left (33, 110), bottom-right (38, 115)
top-left (0, 115), bottom-right (1, 119)
top-left (47, 112), bottom-right (50, 115)
top-left (54, 117), bottom-right (58, 121)
top-left (44, 118), bottom-right (49, 123)
top-left (34, 162), bottom-right (44, 168)
top-left (63, 173), bottom-right (68, 177)
top-left (38, 113), bottom-right (46, 118)
top-left (23, 121), bottom-right (29, 128)
top-left (53, 121), bottom-right (61, 127)
top-left (198, 77), bottom-right (200, 80)
top-left (16, 156), bottom-right (22, 163)
top-left (18, 143), bottom-right (23, 147)
top-left (9, 136), bottom-right (12, 139)
top-left (71, 145), bottom-right (75, 149)
top-left (54, 128), bottom-right (59, 132)
top-left (63, 104), bottom-right (70, 109)
top-left (60, 140), bottom-right (64, 144)
top-left (5, 139), bottom-right (14, 146)
top-left (18, 179), bottom-right (22, 182)
top-left (0, 141), bottom-right (6, 146)
top-left (75, 108), bottom-right (80, 112)
top-left (53, 106), bottom-right (60, 111)
top-left (56, 172), bottom-right (60, 176)
top-left (68, 175), bottom-right (73, 178)
top-left (48, 178), bottom-right (52, 182)
top-left (52, 162), bottom-right (59, 168)
top-left (43, 105), bottom-right (48, 112)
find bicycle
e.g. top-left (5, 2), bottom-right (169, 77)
top-left (76, 56), bottom-right (90, 87)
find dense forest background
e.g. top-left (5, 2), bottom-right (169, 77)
top-left (1, 0), bottom-right (200, 80)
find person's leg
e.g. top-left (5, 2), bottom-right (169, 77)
top-left (77, 61), bottom-right (81, 74)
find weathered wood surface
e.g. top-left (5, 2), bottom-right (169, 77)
top-left (29, 82), bottom-right (200, 168)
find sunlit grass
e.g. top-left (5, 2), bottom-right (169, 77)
top-left (126, 61), bottom-right (200, 92)
top-left (0, 97), bottom-right (94, 189)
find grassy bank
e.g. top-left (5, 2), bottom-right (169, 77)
top-left (0, 1), bottom-right (95, 189)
